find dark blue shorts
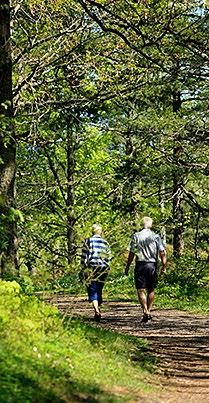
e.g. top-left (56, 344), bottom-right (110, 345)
top-left (87, 271), bottom-right (108, 304)
top-left (134, 261), bottom-right (157, 291)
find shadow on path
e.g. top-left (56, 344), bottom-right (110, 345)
top-left (43, 294), bottom-right (209, 402)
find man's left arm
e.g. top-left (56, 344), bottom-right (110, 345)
top-left (157, 235), bottom-right (167, 273)
top-left (159, 250), bottom-right (167, 273)
top-left (104, 241), bottom-right (112, 268)
top-left (157, 235), bottom-right (167, 274)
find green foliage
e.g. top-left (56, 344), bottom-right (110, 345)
top-left (106, 275), bottom-right (136, 301)
top-left (7, 208), bottom-right (24, 223)
top-left (9, 0), bottom-right (209, 293)
top-left (37, 273), bottom-right (82, 294)
top-left (144, 256), bottom-right (208, 314)
top-left (163, 257), bottom-right (209, 293)
top-left (153, 256), bottom-right (209, 311)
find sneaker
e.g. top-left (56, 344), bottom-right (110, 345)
top-left (94, 312), bottom-right (101, 322)
top-left (141, 314), bottom-right (149, 323)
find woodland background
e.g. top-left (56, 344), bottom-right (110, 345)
top-left (0, 1), bottom-right (209, 401)
top-left (0, 0), bottom-right (209, 293)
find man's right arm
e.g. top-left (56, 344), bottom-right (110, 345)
top-left (81, 238), bottom-right (89, 268)
top-left (125, 233), bottom-right (137, 275)
top-left (125, 251), bottom-right (135, 275)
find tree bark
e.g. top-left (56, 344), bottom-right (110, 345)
top-left (173, 167), bottom-right (184, 258)
top-left (0, 1), bottom-right (17, 273)
top-left (66, 117), bottom-right (76, 264)
top-left (159, 182), bottom-right (166, 245)
top-left (172, 91), bottom-right (184, 258)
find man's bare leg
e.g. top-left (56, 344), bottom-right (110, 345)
top-left (137, 289), bottom-right (148, 315)
top-left (147, 290), bottom-right (154, 315)
top-left (92, 300), bottom-right (101, 322)
top-left (92, 299), bottom-right (100, 314)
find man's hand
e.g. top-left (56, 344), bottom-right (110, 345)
top-left (161, 266), bottom-right (167, 274)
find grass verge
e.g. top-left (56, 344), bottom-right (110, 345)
top-left (0, 280), bottom-right (158, 403)
top-left (105, 274), bottom-right (209, 313)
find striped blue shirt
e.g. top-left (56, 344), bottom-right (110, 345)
top-left (81, 235), bottom-right (111, 269)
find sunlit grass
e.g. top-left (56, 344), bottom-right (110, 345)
top-left (0, 280), bottom-right (158, 402)
top-left (105, 273), bottom-right (209, 313)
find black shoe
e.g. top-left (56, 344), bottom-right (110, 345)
top-left (94, 312), bottom-right (101, 322)
top-left (141, 314), bottom-right (149, 323)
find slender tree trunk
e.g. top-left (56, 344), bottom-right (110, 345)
top-left (0, 1), bottom-right (17, 273)
top-left (159, 134), bottom-right (166, 245)
top-left (125, 133), bottom-right (137, 213)
top-left (66, 117), bottom-right (76, 264)
top-left (194, 210), bottom-right (200, 260)
top-left (173, 169), bottom-right (184, 257)
top-left (172, 91), bottom-right (184, 258)
top-left (123, 123), bottom-right (138, 214)
top-left (159, 182), bottom-right (166, 245)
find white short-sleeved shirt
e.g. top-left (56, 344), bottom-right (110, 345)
top-left (129, 229), bottom-right (165, 262)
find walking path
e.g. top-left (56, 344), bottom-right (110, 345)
top-left (44, 294), bottom-right (209, 402)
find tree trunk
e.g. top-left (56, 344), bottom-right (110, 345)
top-left (159, 134), bottom-right (166, 245)
top-left (173, 168), bottom-right (184, 258)
top-left (172, 91), bottom-right (184, 258)
top-left (159, 182), bottom-right (166, 245)
top-left (0, 1), bottom-right (17, 273)
top-left (125, 132), bottom-right (137, 213)
top-left (66, 118), bottom-right (76, 264)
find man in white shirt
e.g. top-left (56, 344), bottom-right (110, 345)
top-left (125, 216), bottom-right (167, 323)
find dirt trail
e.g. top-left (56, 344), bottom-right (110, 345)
top-left (44, 294), bottom-right (209, 403)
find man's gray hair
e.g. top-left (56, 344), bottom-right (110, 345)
top-left (142, 216), bottom-right (153, 229)
top-left (92, 223), bottom-right (102, 234)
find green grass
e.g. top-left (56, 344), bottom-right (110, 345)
top-left (0, 280), bottom-right (158, 403)
top-left (29, 255), bottom-right (209, 315)
top-left (105, 272), bottom-right (209, 314)
top-left (3, 262), bottom-right (208, 402)
top-left (155, 280), bottom-right (209, 313)
top-left (31, 268), bottom-right (209, 314)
